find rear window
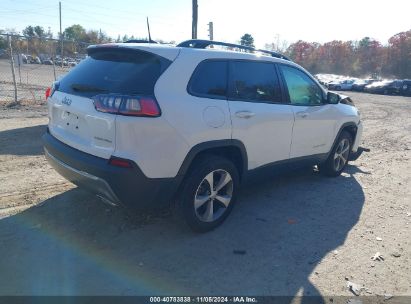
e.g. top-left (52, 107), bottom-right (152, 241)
top-left (58, 47), bottom-right (171, 97)
top-left (188, 60), bottom-right (228, 99)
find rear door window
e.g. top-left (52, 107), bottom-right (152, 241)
top-left (188, 60), bottom-right (228, 99)
top-left (58, 47), bottom-right (171, 98)
top-left (229, 61), bottom-right (282, 103)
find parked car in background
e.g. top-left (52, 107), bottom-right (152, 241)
top-left (352, 79), bottom-right (377, 92)
top-left (0, 49), bottom-right (6, 59)
top-left (43, 59), bottom-right (53, 65)
top-left (328, 79), bottom-right (356, 91)
top-left (30, 56), bottom-right (42, 64)
top-left (67, 60), bottom-right (77, 67)
top-left (365, 80), bottom-right (403, 95)
top-left (400, 79), bottom-right (411, 96)
top-left (55, 58), bottom-right (68, 66)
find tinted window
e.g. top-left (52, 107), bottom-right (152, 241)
top-left (58, 48), bottom-right (171, 97)
top-left (189, 60), bottom-right (228, 99)
top-left (280, 65), bottom-right (323, 105)
top-left (230, 61), bottom-right (281, 103)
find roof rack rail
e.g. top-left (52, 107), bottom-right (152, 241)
top-left (177, 39), bottom-right (290, 61)
top-left (125, 39), bottom-right (158, 44)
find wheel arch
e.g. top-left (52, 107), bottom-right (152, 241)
top-left (177, 140), bottom-right (248, 180)
top-left (327, 122), bottom-right (358, 158)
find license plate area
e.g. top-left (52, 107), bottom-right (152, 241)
top-left (62, 110), bottom-right (81, 132)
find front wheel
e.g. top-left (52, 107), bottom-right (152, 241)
top-left (176, 155), bottom-right (239, 232)
top-left (319, 131), bottom-right (352, 177)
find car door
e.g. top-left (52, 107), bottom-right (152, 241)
top-left (228, 60), bottom-right (295, 170)
top-left (279, 64), bottom-right (337, 159)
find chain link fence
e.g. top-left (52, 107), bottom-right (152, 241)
top-left (0, 34), bottom-right (90, 106)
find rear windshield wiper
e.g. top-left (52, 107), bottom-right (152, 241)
top-left (71, 84), bottom-right (108, 93)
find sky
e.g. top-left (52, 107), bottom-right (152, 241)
top-left (1, 0), bottom-right (411, 47)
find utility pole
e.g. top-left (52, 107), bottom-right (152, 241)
top-left (192, 0), bottom-right (198, 39)
top-left (207, 22), bottom-right (213, 41)
top-left (146, 17), bottom-right (152, 42)
top-left (59, 1), bottom-right (63, 67)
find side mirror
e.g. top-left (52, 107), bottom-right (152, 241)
top-left (327, 91), bottom-right (341, 104)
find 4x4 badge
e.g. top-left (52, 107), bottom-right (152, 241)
top-left (62, 96), bottom-right (72, 106)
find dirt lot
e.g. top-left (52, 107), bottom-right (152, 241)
top-left (0, 92), bottom-right (410, 298)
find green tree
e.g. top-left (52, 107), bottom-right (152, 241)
top-left (33, 26), bottom-right (46, 38)
top-left (240, 33), bottom-right (254, 48)
top-left (22, 26), bottom-right (35, 37)
top-left (64, 24), bottom-right (86, 41)
top-left (22, 25), bottom-right (46, 38)
top-left (84, 30), bottom-right (99, 44)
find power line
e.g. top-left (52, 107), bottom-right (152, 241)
top-left (62, 1), bottom-right (191, 23)
top-left (0, 6), bottom-right (56, 14)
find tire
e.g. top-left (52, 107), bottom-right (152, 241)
top-left (176, 155), bottom-right (239, 232)
top-left (319, 131), bottom-right (353, 177)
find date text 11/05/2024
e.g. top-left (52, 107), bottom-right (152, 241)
top-left (149, 297), bottom-right (258, 303)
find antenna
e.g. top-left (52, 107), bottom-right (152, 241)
top-left (147, 17), bottom-right (152, 42)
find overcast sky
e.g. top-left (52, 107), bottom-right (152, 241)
top-left (1, 0), bottom-right (411, 47)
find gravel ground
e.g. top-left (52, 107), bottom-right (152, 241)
top-left (0, 92), bottom-right (410, 299)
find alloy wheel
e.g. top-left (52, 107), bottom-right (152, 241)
top-left (194, 169), bottom-right (233, 222)
top-left (334, 138), bottom-right (350, 171)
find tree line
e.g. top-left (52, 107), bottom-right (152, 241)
top-left (273, 31), bottom-right (411, 79)
top-left (1, 25), bottom-right (410, 79)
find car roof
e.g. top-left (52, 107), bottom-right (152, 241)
top-left (89, 42), bottom-right (293, 64)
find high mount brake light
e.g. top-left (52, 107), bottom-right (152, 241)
top-left (92, 94), bottom-right (161, 117)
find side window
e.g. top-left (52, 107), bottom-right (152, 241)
top-left (189, 60), bottom-right (228, 99)
top-left (280, 65), bottom-right (324, 106)
top-left (230, 61), bottom-right (282, 103)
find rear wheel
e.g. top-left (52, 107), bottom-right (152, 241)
top-left (176, 155), bottom-right (239, 232)
top-left (319, 131), bottom-right (352, 177)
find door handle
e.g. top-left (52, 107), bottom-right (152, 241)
top-left (296, 111), bottom-right (309, 118)
top-left (235, 111), bottom-right (255, 119)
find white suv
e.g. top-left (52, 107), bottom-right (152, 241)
top-left (43, 40), bottom-right (363, 232)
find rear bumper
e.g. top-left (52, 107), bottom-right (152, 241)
top-left (43, 132), bottom-right (181, 210)
top-left (45, 147), bottom-right (120, 205)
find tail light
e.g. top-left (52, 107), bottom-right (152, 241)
top-left (45, 81), bottom-right (59, 100)
top-left (92, 94), bottom-right (160, 117)
top-left (45, 87), bottom-right (51, 100)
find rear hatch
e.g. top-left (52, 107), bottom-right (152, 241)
top-left (48, 45), bottom-right (173, 159)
